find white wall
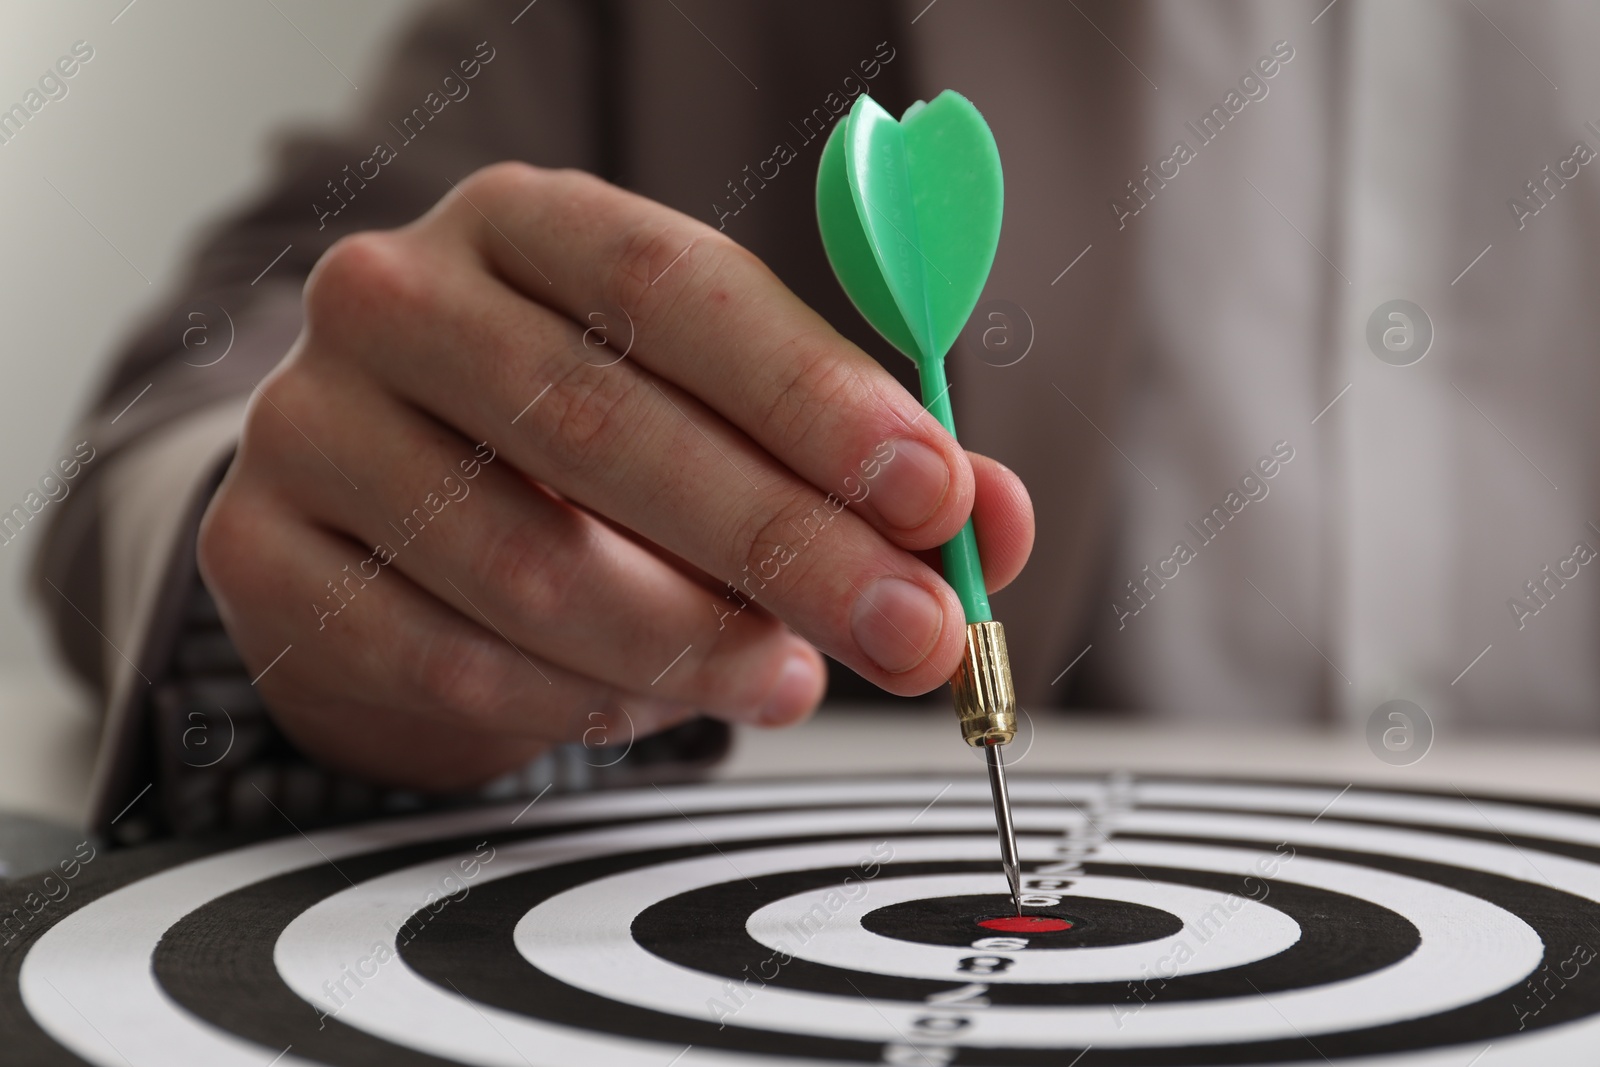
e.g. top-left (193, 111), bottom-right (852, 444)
top-left (0, 0), bottom-right (436, 716)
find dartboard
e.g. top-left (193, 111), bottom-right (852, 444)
top-left (5, 774), bottom-right (1600, 1065)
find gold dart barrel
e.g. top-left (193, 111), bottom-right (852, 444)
top-left (951, 621), bottom-right (1017, 746)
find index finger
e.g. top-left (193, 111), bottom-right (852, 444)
top-left (434, 164), bottom-right (976, 552)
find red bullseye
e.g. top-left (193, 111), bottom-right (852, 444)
top-left (977, 915), bottom-right (1072, 934)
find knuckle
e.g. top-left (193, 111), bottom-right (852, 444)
top-left (731, 489), bottom-right (841, 597)
top-left (541, 166), bottom-right (623, 220)
top-left (303, 230), bottom-right (420, 339)
top-left (446, 160), bottom-right (552, 229)
top-left (240, 367), bottom-right (322, 465)
top-left (758, 335), bottom-right (864, 447)
top-left (481, 511), bottom-right (592, 621)
top-left (602, 218), bottom-right (736, 328)
top-left (196, 485), bottom-right (251, 600)
top-left (412, 630), bottom-right (510, 727)
top-left (605, 222), bottom-right (684, 317)
top-left (459, 159), bottom-right (544, 203)
top-left (536, 362), bottom-right (641, 475)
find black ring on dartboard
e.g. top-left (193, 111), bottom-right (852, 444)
top-left (858, 890), bottom-right (1185, 947)
top-left (618, 861), bottom-right (1413, 1005)
top-left (393, 834), bottom-right (1600, 1062)
top-left (139, 799), bottom-right (1600, 1065)
top-left (150, 822), bottom-right (1005, 1065)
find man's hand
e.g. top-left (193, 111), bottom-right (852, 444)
top-left (197, 163), bottom-right (1035, 790)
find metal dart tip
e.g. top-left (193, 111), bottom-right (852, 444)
top-left (984, 741), bottom-right (1022, 915)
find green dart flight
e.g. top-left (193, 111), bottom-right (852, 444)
top-left (816, 89), bottom-right (1023, 912)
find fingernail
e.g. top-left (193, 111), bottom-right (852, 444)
top-left (758, 653), bottom-right (818, 725)
top-left (866, 439), bottom-right (949, 530)
top-left (851, 576), bottom-right (943, 674)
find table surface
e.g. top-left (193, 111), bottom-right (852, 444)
top-left (717, 707), bottom-right (1600, 808)
top-left (4, 673), bottom-right (1599, 831)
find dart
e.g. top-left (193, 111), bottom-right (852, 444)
top-left (816, 90), bottom-right (1021, 913)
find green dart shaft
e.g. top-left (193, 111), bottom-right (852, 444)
top-left (916, 358), bottom-right (991, 624)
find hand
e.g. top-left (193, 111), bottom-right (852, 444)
top-left (197, 163), bottom-right (1035, 790)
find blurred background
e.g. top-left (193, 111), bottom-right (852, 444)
top-left (4, 0), bottom-right (1599, 835)
top-left (0, 0), bottom-right (434, 822)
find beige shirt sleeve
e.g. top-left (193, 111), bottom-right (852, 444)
top-left (85, 396), bottom-right (250, 830)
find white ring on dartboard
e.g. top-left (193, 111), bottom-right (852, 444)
top-left (745, 871), bottom-right (1300, 982)
top-left (17, 777), bottom-right (1600, 1067)
top-left (281, 821), bottom-right (1532, 1051)
top-left (501, 835), bottom-right (1538, 1046)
